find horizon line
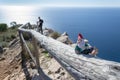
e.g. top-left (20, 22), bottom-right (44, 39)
top-left (1, 4), bottom-right (120, 8)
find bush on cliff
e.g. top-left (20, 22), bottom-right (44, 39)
top-left (23, 32), bottom-right (32, 40)
top-left (50, 31), bottom-right (61, 39)
top-left (0, 23), bottom-right (18, 48)
top-left (0, 23), bottom-right (8, 32)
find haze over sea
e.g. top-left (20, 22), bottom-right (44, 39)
top-left (0, 7), bottom-right (120, 62)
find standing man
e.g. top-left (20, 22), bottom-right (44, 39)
top-left (37, 17), bottom-right (43, 34)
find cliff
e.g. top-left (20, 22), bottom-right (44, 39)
top-left (18, 23), bottom-right (120, 80)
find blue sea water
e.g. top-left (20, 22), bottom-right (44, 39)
top-left (0, 7), bottom-right (120, 62)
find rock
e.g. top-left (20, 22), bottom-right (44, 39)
top-left (48, 58), bottom-right (61, 73)
top-left (0, 46), bottom-right (3, 53)
top-left (3, 48), bottom-right (9, 52)
top-left (43, 28), bottom-right (54, 36)
top-left (54, 74), bottom-right (61, 80)
top-left (19, 73), bottom-right (25, 80)
top-left (44, 28), bottom-right (54, 33)
top-left (43, 30), bottom-right (49, 36)
top-left (61, 32), bottom-right (68, 36)
top-left (0, 57), bottom-right (5, 61)
top-left (57, 32), bottom-right (72, 44)
top-left (31, 24), bottom-right (37, 29)
top-left (3, 75), bottom-right (10, 80)
top-left (30, 61), bottom-right (36, 69)
top-left (60, 72), bottom-right (65, 76)
top-left (57, 35), bottom-right (68, 43)
top-left (48, 70), bottom-right (53, 75)
top-left (70, 43), bottom-right (77, 48)
top-left (55, 67), bottom-right (61, 73)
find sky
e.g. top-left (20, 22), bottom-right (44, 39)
top-left (0, 0), bottom-right (120, 7)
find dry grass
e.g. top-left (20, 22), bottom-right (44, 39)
top-left (50, 31), bottom-right (61, 39)
top-left (0, 26), bottom-right (18, 47)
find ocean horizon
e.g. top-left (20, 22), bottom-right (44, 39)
top-left (0, 7), bottom-right (120, 62)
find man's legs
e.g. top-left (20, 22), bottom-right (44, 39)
top-left (40, 26), bottom-right (43, 34)
top-left (37, 26), bottom-right (40, 32)
top-left (90, 47), bottom-right (98, 56)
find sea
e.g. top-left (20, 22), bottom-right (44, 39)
top-left (0, 7), bottom-right (120, 62)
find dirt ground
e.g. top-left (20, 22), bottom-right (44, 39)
top-left (0, 40), bottom-right (74, 80)
top-left (0, 42), bottom-right (24, 80)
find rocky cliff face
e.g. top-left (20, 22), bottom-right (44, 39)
top-left (2, 26), bottom-right (120, 80)
top-left (38, 48), bottom-right (74, 80)
top-left (0, 31), bottom-right (74, 80)
top-left (56, 32), bottom-right (73, 45)
top-left (31, 29), bottom-right (120, 80)
top-left (0, 40), bottom-right (24, 80)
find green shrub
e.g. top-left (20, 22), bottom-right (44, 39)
top-left (11, 26), bottom-right (16, 29)
top-left (2, 35), bottom-right (10, 42)
top-left (50, 31), bottom-right (61, 39)
top-left (27, 42), bottom-right (34, 53)
top-left (2, 35), bottom-right (5, 41)
top-left (0, 23), bottom-right (8, 32)
top-left (24, 42), bottom-right (34, 59)
top-left (24, 51), bottom-right (31, 59)
top-left (42, 50), bottom-right (52, 58)
top-left (1, 42), bottom-right (8, 48)
top-left (11, 34), bottom-right (16, 39)
top-left (23, 32), bottom-right (32, 40)
top-left (2, 34), bottom-right (16, 42)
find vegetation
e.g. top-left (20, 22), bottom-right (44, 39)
top-left (0, 23), bottom-right (19, 47)
top-left (0, 23), bottom-right (8, 32)
top-left (10, 21), bottom-right (22, 29)
top-left (23, 41), bottom-right (34, 59)
top-left (23, 32), bottom-right (32, 40)
top-left (10, 21), bottom-right (17, 27)
top-left (50, 31), bottom-right (61, 39)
